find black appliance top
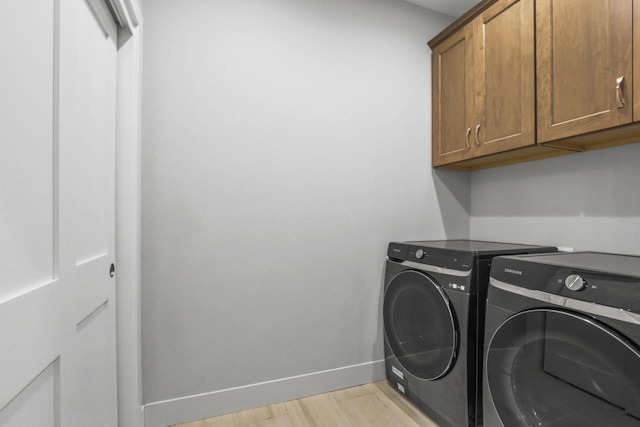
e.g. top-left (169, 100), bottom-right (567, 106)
top-left (388, 240), bottom-right (557, 272)
top-left (407, 240), bottom-right (556, 255)
top-left (490, 252), bottom-right (640, 314)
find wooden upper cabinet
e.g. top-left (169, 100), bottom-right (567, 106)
top-left (429, 0), bottom-right (640, 169)
top-left (635, 0), bottom-right (640, 122)
top-left (431, 0), bottom-right (536, 167)
top-left (475, 0), bottom-right (535, 156)
top-left (537, 0), bottom-right (634, 142)
top-left (432, 25), bottom-right (475, 166)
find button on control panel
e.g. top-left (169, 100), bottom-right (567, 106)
top-left (565, 274), bottom-right (586, 291)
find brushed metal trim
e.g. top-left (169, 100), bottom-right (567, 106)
top-left (616, 76), bottom-right (626, 109)
top-left (393, 260), bottom-right (472, 278)
top-left (489, 277), bottom-right (640, 325)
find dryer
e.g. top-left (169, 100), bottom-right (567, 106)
top-left (484, 252), bottom-right (640, 427)
top-left (383, 240), bottom-right (556, 427)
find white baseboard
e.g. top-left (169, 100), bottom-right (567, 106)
top-left (143, 359), bottom-right (386, 427)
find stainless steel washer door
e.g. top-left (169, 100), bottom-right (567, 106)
top-left (383, 270), bottom-right (457, 380)
top-left (486, 309), bottom-right (640, 426)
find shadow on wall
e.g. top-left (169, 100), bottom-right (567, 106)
top-left (432, 168), bottom-right (471, 238)
top-left (470, 143), bottom-right (640, 219)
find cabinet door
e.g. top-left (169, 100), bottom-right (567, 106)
top-left (432, 24), bottom-right (475, 166)
top-left (635, 0), bottom-right (640, 122)
top-left (537, 0), bottom-right (633, 143)
top-left (474, 0), bottom-right (535, 155)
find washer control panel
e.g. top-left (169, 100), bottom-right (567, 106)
top-left (491, 254), bottom-right (640, 313)
top-left (565, 274), bottom-right (586, 291)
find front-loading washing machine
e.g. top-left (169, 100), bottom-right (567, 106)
top-left (383, 240), bottom-right (556, 427)
top-left (484, 252), bottom-right (640, 427)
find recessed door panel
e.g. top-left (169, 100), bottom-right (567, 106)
top-left (62, 0), bottom-right (116, 265)
top-left (440, 40), bottom-right (468, 156)
top-left (552, 0), bottom-right (609, 123)
top-left (478, 0), bottom-right (535, 155)
top-left (0, 0), bottom-right (55, 299)
top-left (63, 302), bottom-right (114, 426)
top-left (0, 362), bottom-right (59, 427)
top-left (432, 25), bottom-right (474, 166)
top-left (537, 0), bottom-right (633, 142)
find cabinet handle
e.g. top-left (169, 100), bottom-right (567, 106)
top-left (465, 128), bottom-right (471, 148)
top-left (474, 124), bottom-right (481, 146)
top-left (616, 76), bottom-right (625, 109)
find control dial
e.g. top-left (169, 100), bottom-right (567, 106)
top-left (565, 274), bottom-right (586, 291)
top-left (415, 249), bottom-right (425, 259)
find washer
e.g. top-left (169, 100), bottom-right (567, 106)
top-left (383, 240), bottom-right (556, 427)
top-left (484, 252), bottom-right (640, 427)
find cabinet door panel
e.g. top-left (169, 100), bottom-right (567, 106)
top-left (634, 0), bottom-right (640, 122)
top-left (537, 0), bottom-right (633, 142)
top-left (476, 0), bottom-right (535, 155)
top-left (432, 26), bottom-right (474, 166)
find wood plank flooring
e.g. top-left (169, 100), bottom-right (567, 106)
top-left (174, 381), bottom-right (439, 427)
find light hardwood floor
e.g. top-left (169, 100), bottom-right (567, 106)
top-left (174, 381), bottom-right (439, 427)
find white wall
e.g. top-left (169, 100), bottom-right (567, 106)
top-left (140, 0), bottom-right (463, 419)
top-left (470, 143), bottom-right (640, 255)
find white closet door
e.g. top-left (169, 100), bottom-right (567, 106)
top-left (0, 0), bottom-right (118, 425)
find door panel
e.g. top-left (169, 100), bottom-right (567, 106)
top-left (1, 0), bottom-right (118, 425)
top-left (65, 302), bottom-right (114, 426)
top-left (0, 362), bottom-right (59, 427)
top-left (64, 0), bottom-right (115, 264)
top-left (0, 283), bottom-right (62, 411)
top-left (634, 0), bottom-right (640, 122)
top-left (537, 0), bottom-right (633, 142)
top-left (432, 25), bottom-right (474, 166)
top-left (552, 0), bottom-right (608, 122)
top-left (0, 0), bottom-right (55, 299)
top-left (476, 0), bottom-right (535, 155)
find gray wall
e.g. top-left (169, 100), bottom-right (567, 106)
top-left (141, 0), bottom-right (462, 404)
top-left (470, 143), bottom-right (640, 255)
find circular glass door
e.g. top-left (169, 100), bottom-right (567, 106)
top-left (383, 270), bottom-right (457, 380)
top-left (486, 309), bottom-right (640, 426)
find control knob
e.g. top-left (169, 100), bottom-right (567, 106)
top-left (415, 249), bottom-right (425, 259)
top-left (565, 274), bottom-right (586, 291)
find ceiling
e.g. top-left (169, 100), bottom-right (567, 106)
top-left (404, 0), bottom-right (481, 18)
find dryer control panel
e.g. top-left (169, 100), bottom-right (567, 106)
top-left (387, 242), bottom-right (473, 271)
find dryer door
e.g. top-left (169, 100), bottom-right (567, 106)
top-left (486, 309), bottom-right (640, 427)
top-left (383, 270), bottom-right (457, 380)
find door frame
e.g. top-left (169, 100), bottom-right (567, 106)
top-left (113, 0), bottom-right (143, 426)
